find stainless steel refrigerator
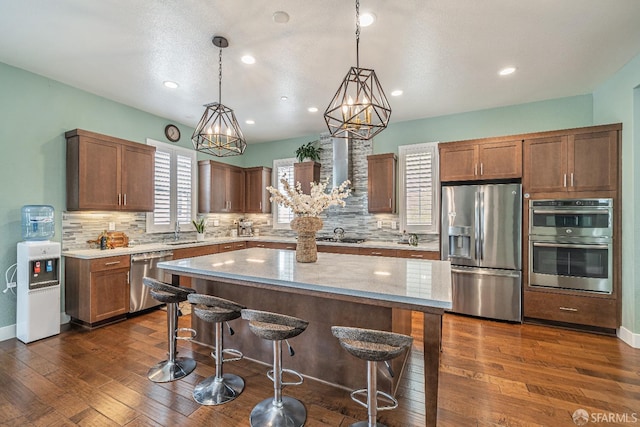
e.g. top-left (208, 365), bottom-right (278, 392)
top-left (441, 183), bottom-right (522, 322)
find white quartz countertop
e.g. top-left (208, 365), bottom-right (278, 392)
top-left (157, 248), bottom-right (452, 310)
top-left (62, 236), bottom-right (440, 259)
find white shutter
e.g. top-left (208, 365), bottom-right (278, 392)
top-left (176, 153), bottom-right (193, 224)
top-left (153, 150), bottom-right (171, 226)
top-left (146, 139), bottom-right (197, 233)
top-left (399, 142), bottom-right (439, 234)
top-left (272, 158), bottom-right (296, 228)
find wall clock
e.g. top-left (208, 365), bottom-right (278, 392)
top-left (164, 124), bottom-right (181, 142)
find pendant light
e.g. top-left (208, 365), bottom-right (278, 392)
top-left (192, 36), bottom-right (247, 157)
top-left (324, 0), bottom-right (391, 140)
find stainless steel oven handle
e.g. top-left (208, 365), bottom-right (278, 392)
top-left (531, 209), bottom-right (610, 215)
top-left (531, 242), bottom-right (609, 250)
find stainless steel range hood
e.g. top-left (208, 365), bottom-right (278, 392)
top-left (332, 137), bottom-right (353, 188)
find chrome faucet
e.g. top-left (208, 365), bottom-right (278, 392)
top-left (333, 227), bottom-right (345, 241)
top-left (174, 221), bottom-right (180, 241)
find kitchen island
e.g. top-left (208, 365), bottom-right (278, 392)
top-left (158, 248), bottom-right (451, 426)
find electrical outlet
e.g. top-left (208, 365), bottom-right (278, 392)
top-left (391, 221), bottom-right (397, 230)
top-left (213, 219), bottom-right (220, 227)
top-left (377, 220), bottom-right (382, 229)
top-left (108, 222), bottom-right (116, 231)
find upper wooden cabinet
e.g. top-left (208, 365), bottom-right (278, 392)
top-left (524, 129), bottom-right (618, 194)
top-left (245, 166), bottom-right (272, 213)
top-left (367, 153), bottom-right (396, 213)
top-left (66, 129), bottom-right (155, 211)
top-left (439, 139), bottom-right (522, 182)
top-left (293, 161), bottom-right (321, 194)
top-left (198, 160), bottom-right (245, 213)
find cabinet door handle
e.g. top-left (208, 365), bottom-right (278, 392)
top-left (480, 163), bottom-right (483, 176)
top-left (104, 261), bottom-right (121, 266)
top-left (570, 173), bottom-right (574, 187)
top-left (474, 164), bottom-right (478, 176)
top-left (123, 193), bottom-right (127, 206)
top-left (118, 193), bottom-right (121, 205)
top-left (259, 201), bottom-right (262, 210)
top-left (563, 173), bottom-right (567, 187)
top-left (127, 271), bottom-right (130, 284)
top-left (389, 198), bottom-right (392, 208)
top-left (559, 306), bottom-right (578, 312)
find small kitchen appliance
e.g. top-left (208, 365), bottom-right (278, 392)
top-left (17, 205), bottom-right (61, 343)
top-left (238, 218), bottom-right (253, 237)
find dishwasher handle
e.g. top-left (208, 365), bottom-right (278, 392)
top-left (131, 251), bottom-right (174, 262)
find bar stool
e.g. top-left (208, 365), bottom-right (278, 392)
top-left (331, 326), bottom-right (413, 427)
top-left (143, 277), bottom-right (197, 383)
top-left (187, 293), bottom-right (246, 405)
top-left (241, 309), bottom-right (309, 427)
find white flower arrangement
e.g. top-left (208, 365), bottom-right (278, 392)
top-left (266, 177), bottom-right (351, 217)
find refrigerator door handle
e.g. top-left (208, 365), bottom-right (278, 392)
top-left (478, 190), bottom-right (484, 261)
top-left (474, 191), bottom-right (480, 261)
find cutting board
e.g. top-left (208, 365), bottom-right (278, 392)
top-left (107, 231), bottom-right (129, 248)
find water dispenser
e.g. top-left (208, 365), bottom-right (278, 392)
top-left (448, 225), bottom-right (472, 259)
top-left (21, 205), bottom-right (55, 241)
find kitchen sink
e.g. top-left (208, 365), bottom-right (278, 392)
top-left (316, 237), bottom-right (366, 244)
top-left (165, 240), bottom-right (200, 245)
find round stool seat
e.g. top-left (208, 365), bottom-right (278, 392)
top-left (241, 309), bottom-right (308, 341)
top-left (144, 277), bottom-right (193, 303)
top-left (331, 327), bottom-right (413, 362)
top-left (188, 294), bottom-right (245, 323)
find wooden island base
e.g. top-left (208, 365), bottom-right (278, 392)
top-left (191, 278), bottom-right (412, 394)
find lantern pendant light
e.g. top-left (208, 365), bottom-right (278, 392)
top-left (324, 0), bottom-right (391, 140)
top-left (192, 36), bottom-right (247, 157)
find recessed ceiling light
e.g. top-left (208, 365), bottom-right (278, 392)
top-left (163, 81), bottom-right (179, 89)
top-left (245, 119), bottom-right (255, 125)
top-left (499, 67), bottom-right (516, 76)
top-left (273, 11), bottom-right (290, 24)
top-left (280, 96), bottom-right (288, 101)
top-left (308, 107), bottom-right (318, 113)
top-left (241, 55), bottom-right (256, 64)
top-left (359, 12), bottom-right (376, 27)
top-left (391, 89), bottom-right (403, 97)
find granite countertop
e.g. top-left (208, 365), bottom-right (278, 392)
top-left (63, 236), bottom-right (440, 259)
top-left (158, 248), bottom-right (452, 309)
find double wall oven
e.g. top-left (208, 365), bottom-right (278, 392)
top-left (528, 199), bottom-right (613, 294)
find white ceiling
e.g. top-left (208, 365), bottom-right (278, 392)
top-left (1, 0), bottom-right (640, 144)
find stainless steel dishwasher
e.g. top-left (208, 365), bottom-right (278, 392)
top-left (130, 250), bottom-right (173, 313)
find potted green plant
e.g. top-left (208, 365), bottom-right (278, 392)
top-left (295, 141), bottom-right (322, 163)
top-left (192, 218), bottom-right (206, 241)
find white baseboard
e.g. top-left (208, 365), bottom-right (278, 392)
top-left (0, 312), bottom-right (70, 343)
top-left (0, 323), bottom-right (16, 342)
top-left (617, 326), bottom-right (640, 348)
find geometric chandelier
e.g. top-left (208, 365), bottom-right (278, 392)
top-left (324, 0), bottom-right (391, 141)
top-left (192, 36), bottom-right (247, 157)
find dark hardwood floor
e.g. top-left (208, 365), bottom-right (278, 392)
top-left (1, 310), bottom-right (638, 426)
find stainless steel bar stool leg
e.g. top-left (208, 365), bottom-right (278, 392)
top-left (192, 321), bottom-right (244, 405)
top-left (147, 302), bottom-right (196, 382)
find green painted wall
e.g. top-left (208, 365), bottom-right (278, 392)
top-left (593, 53), bottom-right (640, 334)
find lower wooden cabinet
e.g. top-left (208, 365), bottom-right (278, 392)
top-left (246, 241), bottom-right (296, 250)
top-left (220, 241), bottom-right (247, 252)
top-left (171, 244), bottom-right (220, 287)
top-left (65, 255), bottom-right (131, 327)
top-left (524, 289), bottom-right (618, 330)
top-left (395, 249), bottom-right (440, 260)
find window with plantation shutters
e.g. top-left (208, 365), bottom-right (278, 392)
top-left (272, 158), bottom-right (296, 229)
top-left (399, 142), bottom-right (439, 234)
top-left (146, 139), bottom-right (197, 233)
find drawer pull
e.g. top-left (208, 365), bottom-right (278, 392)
top-left (371, 252), bottom-right (382, 255)
top-left (223, 245), bottom-right (232, 249)
top-left (559, 306), bottom-right (578, 312)
top-left (410, 254), bottom-right (424, 258)
top-left (256, 244), bottom-right (266, 247)
top-left (285, 246), bottom-right (295, 249)
top-left (104, 261), bottom-right (121, 266)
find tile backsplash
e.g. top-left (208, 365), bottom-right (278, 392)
top-left (62, 135), bottom-right (437, 250)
